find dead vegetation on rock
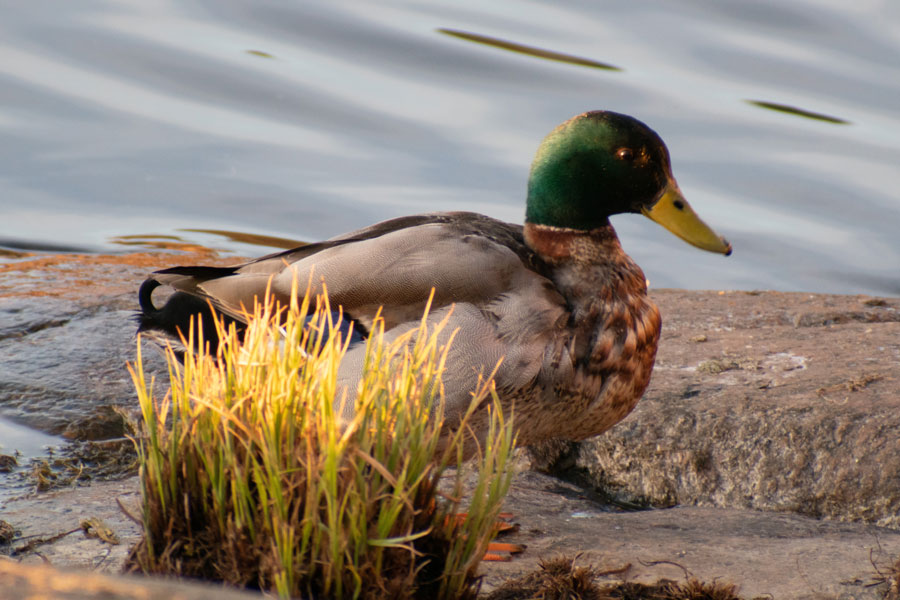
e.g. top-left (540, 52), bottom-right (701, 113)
top-left (20, 437), bottom-right (136, 493)
top-left (815, 372), bottom-right (883, 396)
top-left (695, 356), bottom-right (759, 375)
top-left (0, 521), bottom-right (16, 545)
top-left (485, 556), bottom-right (744, 600)
top-left (0, 454), bottom-right (16, 473)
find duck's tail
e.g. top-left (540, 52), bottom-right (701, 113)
top-left (136, 276), bottom-right (241, 357)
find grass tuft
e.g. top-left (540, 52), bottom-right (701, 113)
top-left (126, 286), bottom-right (515, 599)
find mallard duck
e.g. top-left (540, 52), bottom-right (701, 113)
top-left (138, 110), bottom-right (730, 450)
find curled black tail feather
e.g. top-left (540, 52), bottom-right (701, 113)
top-left (138, 278), bottom-right (163, 315)
top-left (137, 277), bottom-right (244, 356)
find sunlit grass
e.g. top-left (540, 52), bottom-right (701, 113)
top-left (127, 285), bottom-right (515, 599)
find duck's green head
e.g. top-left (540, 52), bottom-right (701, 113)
top-left (526, 111), bottom-right (731, 255)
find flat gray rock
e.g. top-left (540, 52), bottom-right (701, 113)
top-left (485, 468), bottom-right (899, 599)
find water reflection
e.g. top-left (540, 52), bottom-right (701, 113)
top-left (179, 229), bottom-right (306, 250)
top-left (0, 239), bottom-right (91, 254)
top-left (245, 50), bottom-right (275, 59)
top-left (111, 230), bottom-right (305, 252)
top-left (110, 234), bottom-right (220, 253)
top-left (437, 28), bottom-right (622, 71)
top-left (746, 100), bottom-right (850, 124)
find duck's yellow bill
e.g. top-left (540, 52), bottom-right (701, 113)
top-left (642, 182), bottom-right (732, 255)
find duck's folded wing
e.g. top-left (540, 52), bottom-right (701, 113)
top-left (148, 214), bottom-right (545, 329)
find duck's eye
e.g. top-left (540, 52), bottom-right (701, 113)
top-left (616, 147), bottom-right (634, 162)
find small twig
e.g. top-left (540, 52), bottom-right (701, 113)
top-left (93, 546), bottom-right (113, 571)
top-left (116, 496), bottom-right (142, 525)
top-left (869, 546), bottom-right (887, 586)
top-left (11, 527), bottom-right (80, 556)
top-left (596, 562), bottom-right (632, 577)
top-left (7, 533), bottom-right (47, 543)
top-left (638, 558), bottom-right (691, 581)
top-left (795, 554), bottom-right (818, 596)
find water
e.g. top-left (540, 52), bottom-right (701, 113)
top-left (1, 0), bottom-right (899, 294)
top-left (0, 416), bottom-right (62, 458)
top-left (0, 415), bottom-right (64, 502)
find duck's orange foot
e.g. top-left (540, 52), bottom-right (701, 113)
top-left (483, 513), bottom-right (525, 561)
top-left (493, 512), bottom-right (519, 534)
top-left (449, 512), bottom-right (525, 560)
top-left (483, 541), bottom-right (526, 562)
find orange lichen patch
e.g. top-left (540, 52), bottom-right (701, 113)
top-left (0, 251), bottom-right (244, 300)
top-left (0, 250), bottom-right (225, 274)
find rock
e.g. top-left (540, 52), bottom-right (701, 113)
top-left (528, 290), bottom-right (900, 527)
top-left (0, 558), bottom-right (266, 600)
top-left (484, 468), bottom-right (900, 599)
top-left (1, 477), bottom-right (141, 571)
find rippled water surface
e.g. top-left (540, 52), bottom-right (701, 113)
top-left (2, 0), bottom-right (899, 294)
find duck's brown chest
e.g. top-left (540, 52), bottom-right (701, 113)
top-left (516, 223), bottom-right (663, 445)
top-left (533, 300), bottom-right (661, 445)
top-left (527, 288), bottom-right (664, 449)
top-left (574, 291), bottom-right (661, 438)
